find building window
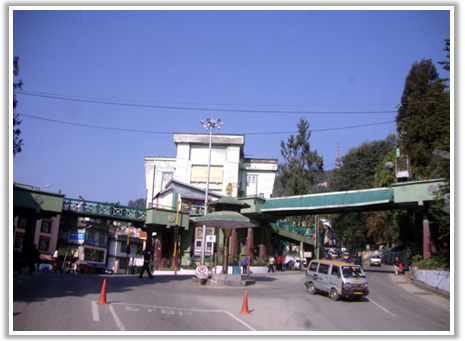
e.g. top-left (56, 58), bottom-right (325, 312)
top-left (98, 233), bottom-right (107, 245)
top-left (194, 227), bottom-right (215, 256)
top-left (41, 220), bottom-right (51, 234)
top-left (86, 230), bottom-right (96, 242)
top-left (247, 175), bottom-right (257, 185)
top-left (84, 248), bottom-right (105, 263)
top-left (14, 234), bottom-right (24, 251)
top-left (18, 217), bottom-right (27, 229)
top-left (161, 172), bottom-right (173, 191)
top-left (38, 238), bottom-right (50, 251)
top-left (246, 174), bottom-right (258, 196)
top-left (120, 243), bottom-right (130, 253)
top-left (119, 257), bottom-right (128, 269)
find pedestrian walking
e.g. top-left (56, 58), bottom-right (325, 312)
top-left (78, 196), bottom-right (85, 212)
top-left (394, 256), bottom-right (402, 276)
top-left (242, 256), bottom-right (248, 274)
top-left (139, 249), bottom-right (153, 279)
top-left (233, 258), bottom-right (239, 274)
top-left (268, 256), bottom-right (275, 273)
top-left (277, 255), bottom-right (283, 271)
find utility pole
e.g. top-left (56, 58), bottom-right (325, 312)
top-left (200, 117), bottom-right (223, 265)
top-left (126, 223), bottom-right (131, 274)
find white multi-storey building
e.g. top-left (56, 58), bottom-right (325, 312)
top-left (144, 133), bottom-right (277, 207)
top-left (143, 133), bottom-right (278, 266)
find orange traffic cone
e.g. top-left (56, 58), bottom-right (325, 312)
top-left (97, 279), bottom-right (108, 305)
top-left (240, 290), bottom-right (251, 315)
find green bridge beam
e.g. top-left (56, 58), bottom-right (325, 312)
top-left (63, 198), bottom-right (147, 222)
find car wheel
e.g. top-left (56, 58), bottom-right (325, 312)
top-left (307, 282), bottom-right (316, 295)
top-left (329, 288), bottom-right (339, 301)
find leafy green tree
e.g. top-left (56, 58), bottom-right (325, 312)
top-left (127, 198), bottom-right (146, 208)
top-left (331, 136), bottom-right (395, 191)
top-left (13, 56), bottom-right (23, 156)
top-left (278, 118), bottom-right (324, 195)
top-left (375, 149), bottom-right (397, 188)
top-left (276, 118), bottom-right (324, 255)
top-left (396, 59), bottom-right (450, 180)
top-left (330, 135), bottom-right (396, 251)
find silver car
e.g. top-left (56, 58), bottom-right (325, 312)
top-left (305, 260), bottom-right (369, 301)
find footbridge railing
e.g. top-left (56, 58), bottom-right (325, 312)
top-left (63, 198), bottom-right (146, 222)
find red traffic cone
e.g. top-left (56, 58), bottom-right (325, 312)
top-left (240, 290), bottom-right (251, 315)
top-left (97, 279), bottom-right (108, 305)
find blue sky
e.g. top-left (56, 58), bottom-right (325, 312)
top-left (11, 8), bottom-right (452, 205)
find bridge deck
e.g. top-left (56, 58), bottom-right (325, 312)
top-left (262, 187), bottom-right (395, 216)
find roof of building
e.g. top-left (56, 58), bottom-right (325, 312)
top-left (155, 178), bottom-right (224, 200)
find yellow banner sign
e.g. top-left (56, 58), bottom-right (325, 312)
top-left (191, 166), bottom-right (223, 183)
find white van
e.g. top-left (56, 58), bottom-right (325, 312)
top-left (304, 260), bottom-right (369, 301)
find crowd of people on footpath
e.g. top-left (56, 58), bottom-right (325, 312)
top-left (268, 255), bottom-right (286, 273)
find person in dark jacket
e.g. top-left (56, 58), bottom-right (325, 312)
top-left (28, 245), bottom-right (40, 275)
top-left (139, 250), bottom-right (153, 279)
top-left (394, 256), bottom-right (402, 276)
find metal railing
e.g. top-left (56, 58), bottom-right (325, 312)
top-left (273, 221), bottom-right (314, 237)
top-left (63, 198), bottom-right (146, 222)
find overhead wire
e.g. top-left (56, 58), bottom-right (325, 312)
top-left (16, 90), bottom-right (398, 115)
top-left (16, 89), bottom-right (400, 108)
top-left (18, 113), bottom-right (396, 136)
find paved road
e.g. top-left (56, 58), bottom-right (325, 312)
top-left (12, 264), bottom-right (451, 334)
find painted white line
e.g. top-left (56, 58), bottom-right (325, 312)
top-left (91, 301), bottom-right (99, 322)
top-left (367, 297), bottom-right (397, 318)
top-left (112, 302), bottom-right (224, 313)
top-left (222, 310), bottom-right (256, 331)
top-left (111, 302), bottom-right (256, 331)
top-left (109, 304), bottom-right (126, 331)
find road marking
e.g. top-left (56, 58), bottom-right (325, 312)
top-left (160, 309), bottom-right (176, 315)
top-left (110, 302), bottom-right (255, 331)
top-left (221, 310), bottom-right (256, 331)
top-left (92, 301), bottom-right (99, 322)
top-left (367, 297), bottom-right (397, 318)
top-left (109, 304), bottom-right (126, 331)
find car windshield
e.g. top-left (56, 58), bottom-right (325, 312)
top-left (342, 266), bottom-right (365, 278)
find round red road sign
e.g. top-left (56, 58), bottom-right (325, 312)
top-left (195, 265), bottom-right (209, 279)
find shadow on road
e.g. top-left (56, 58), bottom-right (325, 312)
top-left (251, 276), bottom-right (277, 283)
top-left (12, 272), bottom-right (196, 304)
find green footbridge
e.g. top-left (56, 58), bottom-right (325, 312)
top-left (241, 179), bottom-right (447, 257)
top-left (61, 179), bottom-right (446, 258)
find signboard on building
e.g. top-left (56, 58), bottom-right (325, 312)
top-left (191, 166), bottom-right (223, 183)
top-left (69, 231), bottom-right (85, 244)
top-left (206, 235), bottom-right (216, 243)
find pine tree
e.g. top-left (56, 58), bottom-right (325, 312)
top-left (396, 59), bottom-right (449, 179)
top-left (278, 118), bottom-right (324, 196)
top-left (13, 56), bottom-right (23, 156)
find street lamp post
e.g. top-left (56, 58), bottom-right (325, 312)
top-left (200, 117), bottom-right (223, 265)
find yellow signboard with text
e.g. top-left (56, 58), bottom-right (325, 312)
top-left (191, 166), bottom-right (223, 183)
